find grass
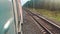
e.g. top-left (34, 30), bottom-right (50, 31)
top-left (29, 8), bottom-right (60, 22)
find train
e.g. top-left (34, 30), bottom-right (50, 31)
top-left (0, 0), bottom-right (23, 34)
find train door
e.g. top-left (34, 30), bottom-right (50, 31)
top-left (0, 0), bottom-right (16, 34)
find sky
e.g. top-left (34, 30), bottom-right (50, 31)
top-left (21, 0), bottom-right (30, 6)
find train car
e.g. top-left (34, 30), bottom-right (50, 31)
top-left (0, 0), bottom-right (23, 34)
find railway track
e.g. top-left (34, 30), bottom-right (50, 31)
top-left (24, 8), bottom-right (60, 34)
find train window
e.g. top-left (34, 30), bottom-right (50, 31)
top-left (0, 0), bottom-right (16, 34)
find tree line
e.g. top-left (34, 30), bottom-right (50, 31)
top-left (23, 0), bottom-right (60, 11)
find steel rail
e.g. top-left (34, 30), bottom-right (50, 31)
top-left (24, 8), bottom-right (60, 34)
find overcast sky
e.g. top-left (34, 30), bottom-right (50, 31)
top-left (21, 0), bottom-right (30, 6)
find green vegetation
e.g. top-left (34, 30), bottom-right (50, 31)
top-left (30, 8), bottom-right (60, 22)
top-left (23, 0), bottom-right (60, 22)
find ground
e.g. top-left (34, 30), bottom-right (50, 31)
top-left (22, 10), bottom-right (43, 34)
top-left (29, 8), bottom-right (60, 22)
